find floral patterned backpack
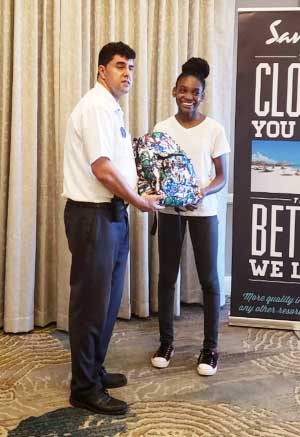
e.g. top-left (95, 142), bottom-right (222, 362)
top-left (133, 131), bottom-right (201, 209)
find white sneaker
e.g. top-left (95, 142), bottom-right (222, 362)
top-left (197, 349), bottom-right (218, 376)
top-left (151, 344), bottom-right (174, 368)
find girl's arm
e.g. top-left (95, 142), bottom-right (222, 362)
top-left (201, 154), bottom-right (227, 197)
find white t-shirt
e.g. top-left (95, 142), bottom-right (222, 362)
top-left (62, 82), bottom-right (137, 203)
top-left (153, 116), bottom-right (230, 216)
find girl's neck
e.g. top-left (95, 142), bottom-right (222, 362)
top-left (175, 112), bottom-right (206, 128)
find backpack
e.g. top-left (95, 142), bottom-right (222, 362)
top-left (133, 131), bottom-right (201, 209)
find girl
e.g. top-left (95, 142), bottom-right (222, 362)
top-left (151, 57), bottom-right (230, 376)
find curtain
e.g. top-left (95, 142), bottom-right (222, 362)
top-left (0, 0), bottom-right (235, 332)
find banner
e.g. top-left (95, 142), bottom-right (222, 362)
top-left (230, 8), bottom-right (300, 330)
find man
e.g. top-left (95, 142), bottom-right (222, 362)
top-left (63, 41), bottom-right (162, 415)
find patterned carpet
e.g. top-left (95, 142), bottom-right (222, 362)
top-left (1, 303), bottom-right (300, 436)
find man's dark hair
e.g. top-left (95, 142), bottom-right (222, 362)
top-left (98, 41), bottom-right (136, 66)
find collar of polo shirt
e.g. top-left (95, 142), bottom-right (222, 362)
top-left (95, 82), bottom-right (122, 113)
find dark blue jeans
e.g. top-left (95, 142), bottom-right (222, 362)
top-left (64, 201), bottom-right (129, 397)
top-left (158, 213), bottom-right (220, 350)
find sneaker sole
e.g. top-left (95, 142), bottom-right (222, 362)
top-left (197, 365), bottom-right (217, 376)
top-left (69, 398), bottom-right (128, 415)
top-left (151, 351), bottom-right (174, 369)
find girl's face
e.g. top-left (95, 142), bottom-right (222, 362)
top-left (173, 75), bottom-right (204, 117)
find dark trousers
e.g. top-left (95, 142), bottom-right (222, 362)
top-left (64, 201), bottom-right (129, 397)
top-left (158, 213), bottom-right (220, 350)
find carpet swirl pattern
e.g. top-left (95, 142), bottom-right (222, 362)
top-left (1, 304), bottom-right (300, 436)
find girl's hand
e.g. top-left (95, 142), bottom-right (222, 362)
top-left (185, 204), bottom-right (198, 211)
top-left (197, 188), bottom-right (205, 201)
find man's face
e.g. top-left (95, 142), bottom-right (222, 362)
top-left (98, 55), bottom-right (135, 100)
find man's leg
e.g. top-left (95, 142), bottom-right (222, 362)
top-left (97, 211), bottom-right (129, 367)
top-left (64, 203), bottom-right (119, 397)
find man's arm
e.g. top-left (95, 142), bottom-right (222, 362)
top-left (92, 157), bottom-right (163, 212)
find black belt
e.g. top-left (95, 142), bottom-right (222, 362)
top-left (67, 199), bottom-right (112, 209)
top-left (67, 198), bottom-right (128, 209)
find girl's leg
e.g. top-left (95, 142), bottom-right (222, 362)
top-left (188, 215), bottom-right (220, 351)
top-left (157, 213), bottom-right (187, 345)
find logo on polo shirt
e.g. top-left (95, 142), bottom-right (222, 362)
top-left (120, 127), bottom-right (126, 138)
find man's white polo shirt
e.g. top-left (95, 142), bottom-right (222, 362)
top-left (62, 82), bottom-right (137, 203)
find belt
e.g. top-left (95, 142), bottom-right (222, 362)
top-left (66, 199), bottom-right (112, 209)
top-left (67, 198), bottom-right (128, 209)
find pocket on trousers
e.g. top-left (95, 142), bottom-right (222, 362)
top-left (64, 205), bottom-right (96, 256)
top-left (64, 204), bottom-right (73, 251)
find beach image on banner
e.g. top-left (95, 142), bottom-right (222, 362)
top-left (251, 140), bottom-right (300, 193)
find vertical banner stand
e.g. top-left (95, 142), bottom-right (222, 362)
top-left (230, 8), bottom-right (300, 330)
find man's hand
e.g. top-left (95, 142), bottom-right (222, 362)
top-left (139, 194), bottom-right (165, 212)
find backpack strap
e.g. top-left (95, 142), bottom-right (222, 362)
top-left (150, 212), bottom-right (158, 235)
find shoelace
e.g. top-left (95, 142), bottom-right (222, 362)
top-left (199, 349), bottom-right (216, 366)
top-left (158, 344), bottom-right (173, 358)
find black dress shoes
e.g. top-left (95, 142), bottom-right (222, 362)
top-left (101, 367), bottom-right (127, 389)
top-left (70, 389), bottom-right (128, 415)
